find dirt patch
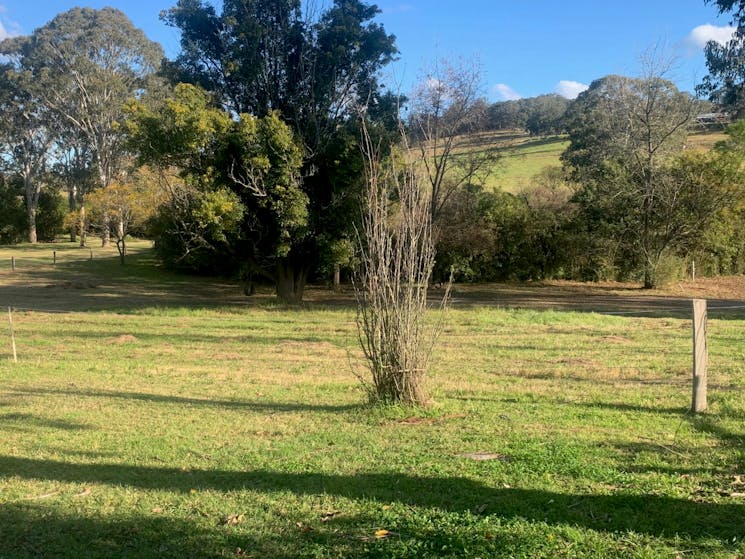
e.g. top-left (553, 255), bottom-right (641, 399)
top-left (599, 335), bottom-right (633, 344)
top-left (44, 281), bottom-right (98, 289)
top-left (396, 413), bottom-right (468, 425)
top-left (110, 334), bottom-right (138, 344)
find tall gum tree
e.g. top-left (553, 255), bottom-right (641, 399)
top-left (0, 8), bottom-right (164, 247)
top-left (0, 63), bottom-right (57, 243)
top-left (699, 0), bottom-right (745, 116)
top-left (162, 0), bottom-right (398, 302)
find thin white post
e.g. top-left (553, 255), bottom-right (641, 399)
top-left (692, 299), bottom-right (708, 413)
top-left (8, 307), bottom-right (17, 363)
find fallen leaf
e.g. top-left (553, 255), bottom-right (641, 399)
top-left (375, 529), bottom-right (395, 539)
top-left (221, 514), bottom-right (245, 526)
top-left (296, 522), bottom-right (314, 532)
top-left (460, 452), bottom-right (510, 461)
top-left (151, 507), bottom-right (164, 514)
top-left (321, 511), bottom-right (341, 522)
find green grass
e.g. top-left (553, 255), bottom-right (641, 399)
top-left (0, 242), bottom-right (743, 558)
top-left (488, 134), bottom-right (569, 192)
top-left (452, 129), bottom-right (726, 194)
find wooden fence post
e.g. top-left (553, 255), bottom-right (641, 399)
top-left (11, 257), bottom-right (15, 272)
top-left (53, 251), bottom-right (57, 265)
top-left (8, 307), bottom-right (17, 363)
top-left (692, 299), bottom-right (708, 413)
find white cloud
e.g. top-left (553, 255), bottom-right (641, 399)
top-left (382, 4), bottom-right (414, 15)
top-left (687, 23), bottom-right (736, 48)
top-left (0, 20), bottom-right (8, 41)
top-left (555, 80), bottom-right (589, 100)
top-left (492, 83), bottom-right (522, 101)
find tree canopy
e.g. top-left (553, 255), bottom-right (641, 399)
top-left (161, 0), bottom-right (399, 301)
top-left (699, 0), bottom-right (745, 115)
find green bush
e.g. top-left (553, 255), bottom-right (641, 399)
top-left (0, 176), bottom-right (27, 244)
top-left (36, 188), bottom-right (67, 242)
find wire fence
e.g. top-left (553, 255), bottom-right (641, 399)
top-left (1, 249), bottom-right (99, 271)
top-left (4, 296), bottom-right (744, 414)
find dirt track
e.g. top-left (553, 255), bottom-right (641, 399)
top-left (1, 261), bottom-right (744, 318)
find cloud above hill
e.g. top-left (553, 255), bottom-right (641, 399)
top-left (492, 83), bottom-right (522, 101)
top-left (0, 5), bottom-right (21, 40)
top-left (687, 23), bottom-right (736, 48)
top-left (555, 80), bottom-right (588, 99)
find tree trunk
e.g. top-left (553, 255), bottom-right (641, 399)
top-left (333, 263), bottom-right (341, 292)
top-left (68, 189), bottom-right (77, 242)
top-left (27, 205), bottom-right (38, 244)
top-left (101, 213), bottom-right (111, 247)
top-left (79, 206), bottom-right (87, 247)
top-left (276, 259), bottom-right (308, 304)
top-left (24, 175), bottom-right (39, 244)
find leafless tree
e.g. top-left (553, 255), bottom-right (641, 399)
top-left (409, 57), bottom-right (499, 223)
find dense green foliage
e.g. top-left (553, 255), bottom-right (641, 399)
top-left (161, 0), bottom-right (399, 301)
top-left (126, 83), bottom-right (307, 283)
top-left (486, 94), bottom-right (570, 135)
top-left (700, 0), bottom-right (745, 114)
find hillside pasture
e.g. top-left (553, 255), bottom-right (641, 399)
top-left (0, 242), bottom-right (743, 558)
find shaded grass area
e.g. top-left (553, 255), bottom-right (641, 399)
top-left (0, 243), bottom-right (744, 557)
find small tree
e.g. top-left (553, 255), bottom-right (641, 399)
top-left (85, 168), bottom-right (161, 264)
top-left (355, 122), bottom-right (450, 406)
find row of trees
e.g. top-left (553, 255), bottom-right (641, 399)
top-left (0, 1), bottom-right (402, 302)
top-left (2, 0), bottom-right (745, 297)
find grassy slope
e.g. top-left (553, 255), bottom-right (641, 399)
top-left (0, 242), bottom-right (743, 558)
top-left (460, 128), bottom-right (727, 194)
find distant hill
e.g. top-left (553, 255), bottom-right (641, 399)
top-left (454, 129), bottom-right (727, 194)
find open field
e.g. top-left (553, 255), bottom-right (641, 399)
top-left (451, 129), bottom-right (728, 194)
top-left (0, 241), bottom-right (744, 558)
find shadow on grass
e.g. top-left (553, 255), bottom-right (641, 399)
top-left (0, 412), bottom-right (91, 432)
top-left (0, 455), bottom-right (742, 543)
top-left (7, 387), bottom-right (361, 414)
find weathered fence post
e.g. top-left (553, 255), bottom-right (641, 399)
top-left (692, 299), bottom-right (708, 413)
top-left (90, 248), bottom-right (93, 261)
top-left (11, 257), bottom-right (15, 272)
top-left (8, 307), bottom-right (17, 363)
top-left (53, 251), bottom-right (57, 265)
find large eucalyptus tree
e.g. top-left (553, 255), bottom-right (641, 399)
top-left (0, 7), bottom-right (164, 246)
top-left (0, 63), bottom-right (57, 243)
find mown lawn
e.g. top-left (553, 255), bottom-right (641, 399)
top-left (0, 242), bottom-right (743, 558)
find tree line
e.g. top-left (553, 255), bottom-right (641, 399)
top-left (2, 0), bottom-right (745, 298)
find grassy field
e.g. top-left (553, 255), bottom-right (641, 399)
top-left (454, 128), bottom-right (727, 194)
top-left (0, 241), bottom-right (744, 558)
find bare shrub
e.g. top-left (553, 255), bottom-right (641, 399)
top-left (354, 122), bottom-right (450, 406)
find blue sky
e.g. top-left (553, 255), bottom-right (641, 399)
top-left (0, 1), bottom-right (735, 101)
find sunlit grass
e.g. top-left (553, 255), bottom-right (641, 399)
top-left (0, 242), bottom-right (743, 558)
